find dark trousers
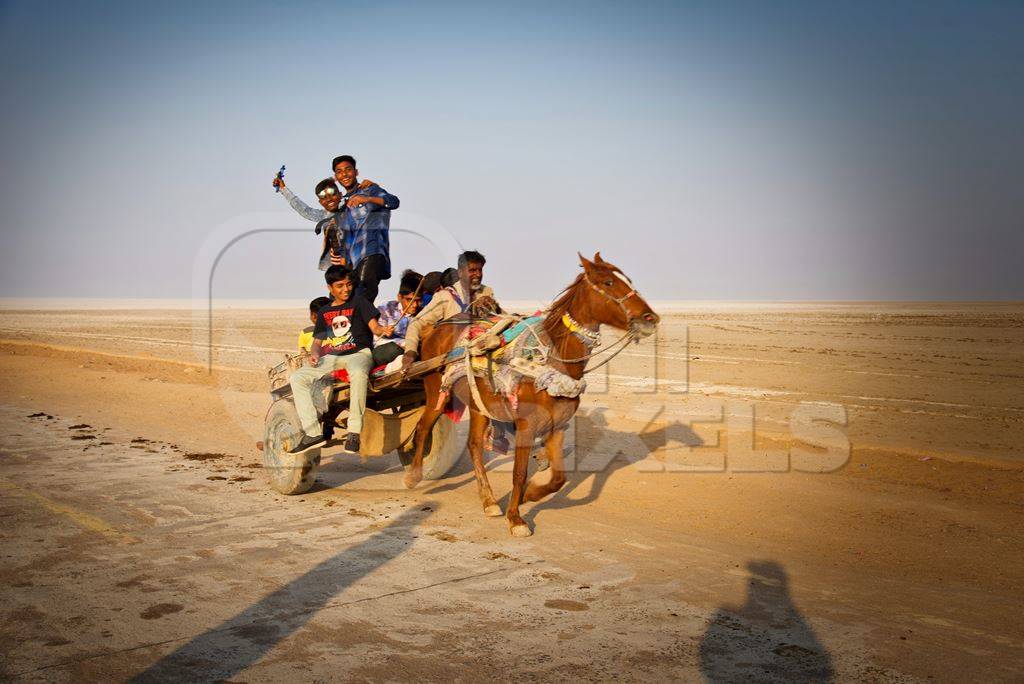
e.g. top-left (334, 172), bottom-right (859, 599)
top-left (354, 253), bottom-right (388, 305)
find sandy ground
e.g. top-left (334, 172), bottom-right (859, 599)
top-left (1, 303), bottom-right (1022, 682)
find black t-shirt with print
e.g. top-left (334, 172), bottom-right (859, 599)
top-left (313, 295), bottom-right (377, 356)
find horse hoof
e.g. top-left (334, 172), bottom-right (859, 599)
top-left (403, 472), bottom-right (421, 489)
top-left (484, 504), bottom-right (503, 517)
top-left (510, 524), bottom-right (532, 538)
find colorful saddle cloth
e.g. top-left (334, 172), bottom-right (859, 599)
top-left (443, 314), bottom-right (546, 363)
top-left (440, 313), bottom-right (587, 411)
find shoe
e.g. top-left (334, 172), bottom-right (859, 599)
top-left (286, 433), bottom-right (325, 454)
top-left (343, 432), bottom-right (361, 453)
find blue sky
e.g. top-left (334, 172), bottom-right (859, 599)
top-left (1, 1), bottom-right (1021, 300)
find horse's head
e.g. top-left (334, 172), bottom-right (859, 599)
top-left (578, 252), bottom-right (659, 337)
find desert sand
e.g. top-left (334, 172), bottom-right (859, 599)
top-left (1, 302), bottom-right (1022, 681)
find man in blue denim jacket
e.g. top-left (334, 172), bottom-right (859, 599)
top-left (331, 155), bottom-right (399, 304)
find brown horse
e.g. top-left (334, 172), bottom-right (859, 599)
top-left (404, 252), bottom-right (659, 536)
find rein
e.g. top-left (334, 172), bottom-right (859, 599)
top-left (529, 271), bottom-right (644, 373)
top-left (541, 325), bottom-right (635, 369)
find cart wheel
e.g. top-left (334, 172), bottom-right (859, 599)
top-left (263, 400), bottom-right (321, 495)
top-left (420, 412), bottom-right (466, 480)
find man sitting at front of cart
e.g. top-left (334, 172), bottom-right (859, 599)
top-left (287, 265), bottom-right (394, 455)
top-left (400, 250), bottom-right (500, 371)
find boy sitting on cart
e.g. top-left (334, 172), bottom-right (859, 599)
top-left (287, 265), bottom-right (394, 455)
top-left (372, 269), bottom-right (422, 370)
top-left (298, 296), bottom-right (331, 352)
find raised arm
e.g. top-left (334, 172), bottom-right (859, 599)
top-left (273, 176), bottom-right (330, 222)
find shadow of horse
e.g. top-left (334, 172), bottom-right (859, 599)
top-left (543, 406), bottom-right (704, 509)
top-left (128, 503), bottom-right (436, 682)
top-left (424, 406), bottom-right (704, 521)
top-left (699, 560), bottom-right (834, 683)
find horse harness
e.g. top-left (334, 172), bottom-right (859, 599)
top-left (440, 269), bottom-right (645, 419)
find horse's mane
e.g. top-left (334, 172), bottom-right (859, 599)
top-left (542, 272), bottom-right (586, 337)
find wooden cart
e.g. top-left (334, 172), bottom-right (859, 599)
top-left (261, 352), bottom-right (464, 495)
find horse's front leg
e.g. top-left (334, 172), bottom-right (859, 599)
top-left (524, 427), bottom-right (567, 503)
top-left (506, 418), bottom-right (534, 537)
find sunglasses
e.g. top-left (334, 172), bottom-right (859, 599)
top-left (317, 187), bottom-right (338, 198)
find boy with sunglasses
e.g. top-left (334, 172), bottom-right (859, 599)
top-left (272, 174), bottom-right (377, 271)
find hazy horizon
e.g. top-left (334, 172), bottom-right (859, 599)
top-left (2, 298), bottom-right (1021, 312)
top-left (2, 1), bottom-right (1022, 301)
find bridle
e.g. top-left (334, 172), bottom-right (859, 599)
top-left (582, 270), bottom-right (644, 329)
top-left (535, 268), bottom-right (648, 372)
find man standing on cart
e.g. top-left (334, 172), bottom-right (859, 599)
top-left (331, 155), bottom-right (399, 304)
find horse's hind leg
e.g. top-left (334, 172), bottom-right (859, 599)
top-left (506, 418), bottom-right (534, 537)
top-left (467, 408), bottom-right (502, 516)
top-left (524, 427), bottom-right (567, 503)
top-left (404, 372), bottom-right (443, 489)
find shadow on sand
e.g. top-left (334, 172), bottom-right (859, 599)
top-left (699, 560), bottom-right (834, 683)
top-left (128, 503), bottom-right (436, 682)
top-left (422, 406), bottom-right (705, 524)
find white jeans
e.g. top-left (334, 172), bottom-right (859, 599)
top-left (289, 348), bottom-right (374, 437)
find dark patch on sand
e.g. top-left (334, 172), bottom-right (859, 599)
top-left (115, 575), bottom-right (151, 589)
top-left (544, 599), bottom-right (590, 611)
top-left (140, 603), bottom-right (184, 620)
top-left (485, 552), bottom-right (519, 562)
top-left (185, 452), bottom-right (228, 461)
